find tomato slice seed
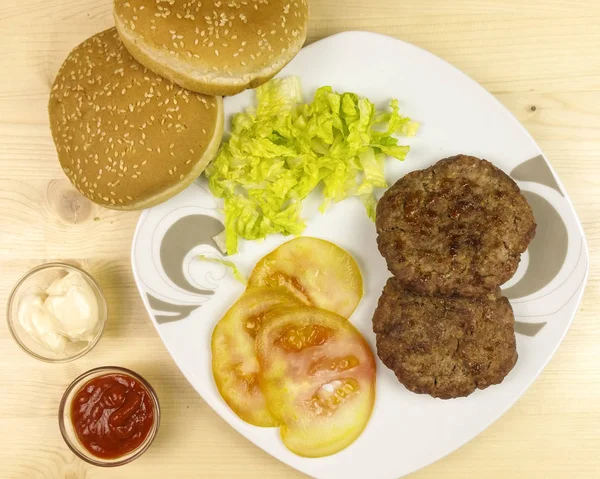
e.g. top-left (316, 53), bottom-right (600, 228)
top-left (308, 355), bottom-right (360, 375)
top-left (275, 324), bottom-right (333, 351)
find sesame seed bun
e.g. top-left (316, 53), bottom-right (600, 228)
top-left (48, 28), bottom-right (224, 210)
top-left (113, 0), bottom-right (309, 96)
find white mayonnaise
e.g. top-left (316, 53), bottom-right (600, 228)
top-left (18, 272), bottom-right (100, 353)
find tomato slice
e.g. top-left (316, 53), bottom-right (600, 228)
top-left (256, 306), bottom-right (376, 457)
top-left (211, 288), bottom-right (302, 427)
top-left (247, 237), bottom-right (363, 319)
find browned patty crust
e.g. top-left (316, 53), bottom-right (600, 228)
top-left (373, 278), bottom-right (518, 399)
top-left (376, 155), bottom-right (536, 297)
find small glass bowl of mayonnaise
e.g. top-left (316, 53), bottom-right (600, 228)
top-left (7, 263), bottom-right (107, 362)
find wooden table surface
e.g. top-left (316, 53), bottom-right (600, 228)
top-left (1, 0), bottom-right (599, 478)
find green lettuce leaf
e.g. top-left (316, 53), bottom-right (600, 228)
top-left (205, 76), bottom-right (418, 254)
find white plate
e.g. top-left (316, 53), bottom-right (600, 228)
top-left (131, 31), bottom-right (589, 479)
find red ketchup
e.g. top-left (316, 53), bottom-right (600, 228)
top-left (71, 373), bottom-right (155, 459)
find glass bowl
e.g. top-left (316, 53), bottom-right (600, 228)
top-left (6, 262), bottom-right (107, 362)
top-left (58, 366), bottom-right (160, 467)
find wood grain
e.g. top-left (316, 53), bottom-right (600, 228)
top-left (1, 0), bottom-right (599, 478)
